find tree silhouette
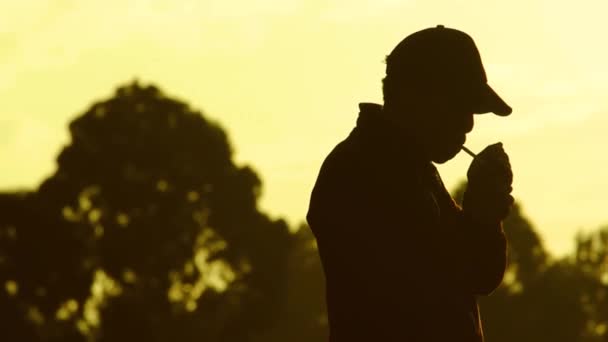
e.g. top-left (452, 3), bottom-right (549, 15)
top-left (2, 83), bottom-right (607, 341)
top-left (252, 224), bottom-right (329, 342)
top-left (0, 192), bottom-right (94, 341)
top-left (454, 182), bottom-right (608, 342)
top-left (572, 226), bottom-right (608, 341)
top-left (0, 81), bottom-right (292, 341)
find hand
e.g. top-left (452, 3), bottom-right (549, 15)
top-left (463, 142), bottom-right (514, 225)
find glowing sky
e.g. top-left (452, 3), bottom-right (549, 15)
top-left (2, 0), bottom-right (608, 256)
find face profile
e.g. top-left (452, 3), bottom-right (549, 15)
top-left (410, 88), bottom-right (477, 163)
top-left (381, 25), bottom-right (510, 163)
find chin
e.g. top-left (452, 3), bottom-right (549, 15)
top-left (431, 154), bottom-right (454, 164)
top-left (430, 145), bottom-right (462, 164)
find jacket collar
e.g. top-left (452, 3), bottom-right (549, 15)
top-left (354, 102), bottom-right (429, 166)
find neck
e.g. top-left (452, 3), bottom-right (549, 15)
top-left (379, 106), bottom-right (432, 163)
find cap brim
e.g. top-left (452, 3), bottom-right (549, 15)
top-left (475, 84), bottom-right (512, 116)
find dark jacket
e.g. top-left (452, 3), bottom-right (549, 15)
top-left (307, 103), bottom-right (507, 341)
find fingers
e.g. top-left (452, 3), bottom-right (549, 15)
top-left (476, 144), bottom-right (511, 171)
top-left (464, 143), bottom-right (515, 223)
top-left (468, 142), bottom-right (513, 191)
top-left (495, 193), bottom-right (514, 219)
top-left (463, 190), bottom-right (514, 224)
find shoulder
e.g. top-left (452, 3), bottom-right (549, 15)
top-left (306, 133), bottom-right (364, 226)
top-left (311, 136), bottom-right (359, 200)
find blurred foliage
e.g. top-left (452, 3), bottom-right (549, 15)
top-left (0, 82), bottom-right (292, 341)
top-left (0, 82), bottom-right (607, 341)
top-left (251, 224), bottom-right (329, 342)
top-left (454, 183), bottom-right (608, 342)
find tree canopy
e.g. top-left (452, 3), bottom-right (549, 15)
top-left (1, 82), bottom-right (607, 341)
top-left (0, 82), bottom-right (292, 341)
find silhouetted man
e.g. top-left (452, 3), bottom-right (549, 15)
top-left (307, 25), bottom-right (514, 341)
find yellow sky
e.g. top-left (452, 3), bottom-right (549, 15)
top-left (2, 0), bottom-right (608, 256)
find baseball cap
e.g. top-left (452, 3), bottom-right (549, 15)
top-left (385, 25), bottom-right (512, 116)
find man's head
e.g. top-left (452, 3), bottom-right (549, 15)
top-left (382, 25), bottom-right (511, 163)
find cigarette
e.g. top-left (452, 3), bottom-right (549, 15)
top-left (462, 145), bottom-right (477, 158)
